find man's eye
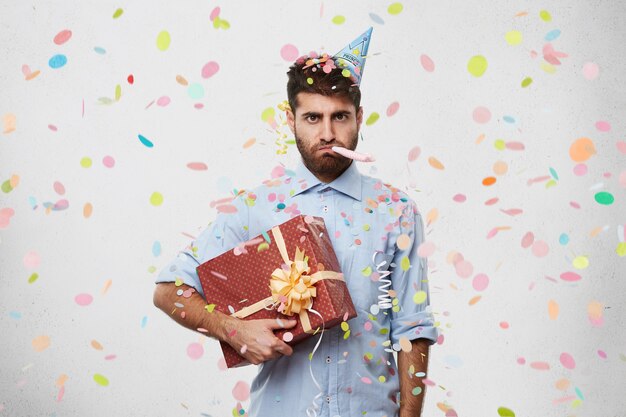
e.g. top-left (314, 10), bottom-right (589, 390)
top-left (306, 115), bottom-right (318, 122)
top-left (335, 114), bottom-right (346, 121)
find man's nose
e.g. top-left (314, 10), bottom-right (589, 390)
top-left (320, 118), bottom-right (335, 142)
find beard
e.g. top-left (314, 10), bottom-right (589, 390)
top-left (294, 127), bottom-right (359, 180)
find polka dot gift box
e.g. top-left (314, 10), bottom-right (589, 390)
top-left (197, 214), bottom-right (357, 368)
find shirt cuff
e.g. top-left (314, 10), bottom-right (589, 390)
top-left (390, 307), bottom-right (439, 346)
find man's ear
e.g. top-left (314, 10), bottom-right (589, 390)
top-left (286, 108), bottom-right (296, 134)
top-left (356, 106), bottom-right (363, 128)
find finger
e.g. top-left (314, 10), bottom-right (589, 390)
top-left (274, 340), bottom-right (294, 356)
top-left (269, 318), bottom-right (298, 329)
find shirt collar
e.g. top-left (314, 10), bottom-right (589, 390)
top-left (291, 158), bottom-right (363, 201)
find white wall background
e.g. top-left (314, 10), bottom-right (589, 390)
top-left (1, 1), bottom-right (625, 416)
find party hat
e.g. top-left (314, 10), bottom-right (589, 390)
top-left (333, 27), bottom-right (373, 85)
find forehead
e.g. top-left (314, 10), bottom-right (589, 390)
top-left (294, 92), bottom-right (355, 115)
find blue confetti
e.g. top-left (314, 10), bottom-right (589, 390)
top-left (369, 13), bottom-right (385, 25)
top-left (152, 241), bottom-right (161, 257)
top-left (545, 29), bottom-right (561, 41)
top-left (9, 311), bottom-right (22, 319)
top-left (94, 46), bottom-right (106, 54)
top-left (262, 231), bottom-right (271, 243)
top-left (503, 115), bottom-right (516, 124)
top-left (559, 233), bottom-right (569, 245)
top-left (141, 316), bottom-right (148, 328)
top-left (48, 54), bottom-right (67, 69)
top-left (138, 134), bottom-right (154, 148)
top-left (575, 386), bottom-right (584, 400)
top-left (549, 167), bottom-right (559, 180)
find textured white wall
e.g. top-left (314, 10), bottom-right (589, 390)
top-left (1, 1), bottom-right (625, 416)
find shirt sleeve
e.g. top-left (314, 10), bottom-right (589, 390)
top-left (155, 194), bottom-right (250, 298)
top-left (389, 199), bottom-right (439, 346)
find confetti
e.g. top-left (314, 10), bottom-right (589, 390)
top-left (559, 352), bottom-right (575, 369)
top-left (365, 112), bottom-right (379, 126)
top-left (150, 192), bottom-right (164, 206)
top-left (156, 30), bottom-right (171, 51)
top-left (2, 113), bottom-right (16, 133)
top-left (467, 55), bottom-right (488, 77)
top-left (32, 335), bottom-right (50, 352)
top-left (388, 3), bottom-right (404, 15)
top-left (93, 374), bottom-right (109, 386)
top-left (53, 29), bottom-right (72, 45)
top-left (48, 54), bottom-right (67, 69)
top-left (420, 54), bottom-right (434, 72)
top-left (497, 407), bottom-right (516, 417)
top-left (280, 44), bottom-right (299, 62)
top-left (232, 381), bottom-right (250, 401)
top-left (505, 30), bottom-right (522, 45)
top-left (74, 293), bottom-right (93, 306)
top-left (332, 15), bottom-right (346, 25)
top-left (0, 208), bottom-right (15, 229)
top-left (187, 342), bottom-right (204, 360)
top-left (386, 102), bottom-right (400, 117)
top-left (201, 61), bottom-right (219, 79)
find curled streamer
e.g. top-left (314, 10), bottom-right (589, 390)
top-left (305, 308), bottom-right (325, 417)
top-left (372, 251), bottom-right (393, 310)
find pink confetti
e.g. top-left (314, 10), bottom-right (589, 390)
top-left (48, 124), bottom-right (58, 131)
top-left (194, 103), bottom-right (204, 110)
top-left (386, 102), bottom-right (400, 117)
top-left (102, 156), bottom-right (115, 168)
top-left (216, 204), bottom-right (238, 213)
top-left (282, 332), bottom-right (293, 342)
top-left (217, 357), bottom-right (227, 371)
top-left (500, 208), bottom-right (523, 216)
top-left (53, 181), bottom-right (66, 195)
top-left (486, 227), bottom-right (499, 239)
top-left (360, 377), bottom-right (372, 384)
top-left (417, 241), bottom-right (435, 257)
top-left (485, 197), bottom-right (499, 206)
top-left (74, 293), bottom-right (93, 306)
top-left (280, 44), bottom-right (299, 61)
top-left (472, 106), bottom-right (491, 124)
top-left (499, 321), bottom-right (509, 329)
top-left (104, 354), bottom-right (116, 360)
top-left (560, 271), bottom-right (581, 282)
top-left (156, 96), bottom-right (170, 107)
top-left (187, 162), bottom-right (208, 171)
top-left (420, 54), bottom-right (435, 72)
top-left (209, 7), bottom-right (220, 21)
top-left (407, 146), bottom-right (421, 162)
top-left (210, 270), bottom-right (228, 280)
top-left (617, 141), bottom-right (626, 155)
top-left (530, 361), bottom-right (550, 370)
top-left (472, 273), bottom-right (489, 291)
top-left (201, 61), bottom-right (220, 79)
top-left (53, 29), bottom-right (72, 45)
top-left (187, 342), bottom-right (204, 360)
top-left (517, 356), bottom-right (526, 365)
top-left (23, 251), bottom-right (41, 269)
top-left (0, 208), bottom-right (15, 229)
top-left (232, 381), bottom-right (250, 401)
top-left (531, 240), bottom-right (549, 257)
top-left (521, 232), bottom-right (534, 248)
top-left (505, 141), bottom-right (525, 150)
top-left (573, 163), bottom-right (587, 176)
top-left (597, 350), bottom-right (607, 359)
top-left (363, 321), bottom-right (373, 331)
top-left (271, 165), bottom-right (285, 178)
top-left (454, 260), bottom-right (473, 278)
top-left (452, 193), bottom-right (466, 203)
top-left (56, 386), bottom-right (65, 402)
top-left (559, 352), bottom-right (576, 369)
top-left (582, 62), bottom-right (599, 80)
top-left (595, 120), bottom-right (611, 132)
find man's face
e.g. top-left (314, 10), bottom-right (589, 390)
top-left (286, 92), bottom-right (363, 183)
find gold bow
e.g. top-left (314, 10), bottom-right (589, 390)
top-left (232, 225), bottom-right (344, 333)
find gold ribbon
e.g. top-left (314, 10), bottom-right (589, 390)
top-left (232, 226), bottom-right (344, 333)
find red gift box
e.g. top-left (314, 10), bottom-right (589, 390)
top-left (197, 214), bottom-right (357, 368)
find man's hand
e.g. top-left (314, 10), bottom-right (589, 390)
top-left (226, 317), bottom-right (297, 365)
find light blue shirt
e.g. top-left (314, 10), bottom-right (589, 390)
top-left (156, 159), bottom-right (438, 417)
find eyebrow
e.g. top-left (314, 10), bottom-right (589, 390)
top-left (300, 110), bottom-right (353, 118)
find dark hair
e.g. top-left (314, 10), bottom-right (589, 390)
top-left (286, 53), bottom-right (361, 114)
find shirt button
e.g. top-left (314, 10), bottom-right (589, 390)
top-left (323, 205), bottom-right (329, 213)
top-left (325, 396), bottom-right (331, 403)
top-left (326, 356), bottom-right (331, 363)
